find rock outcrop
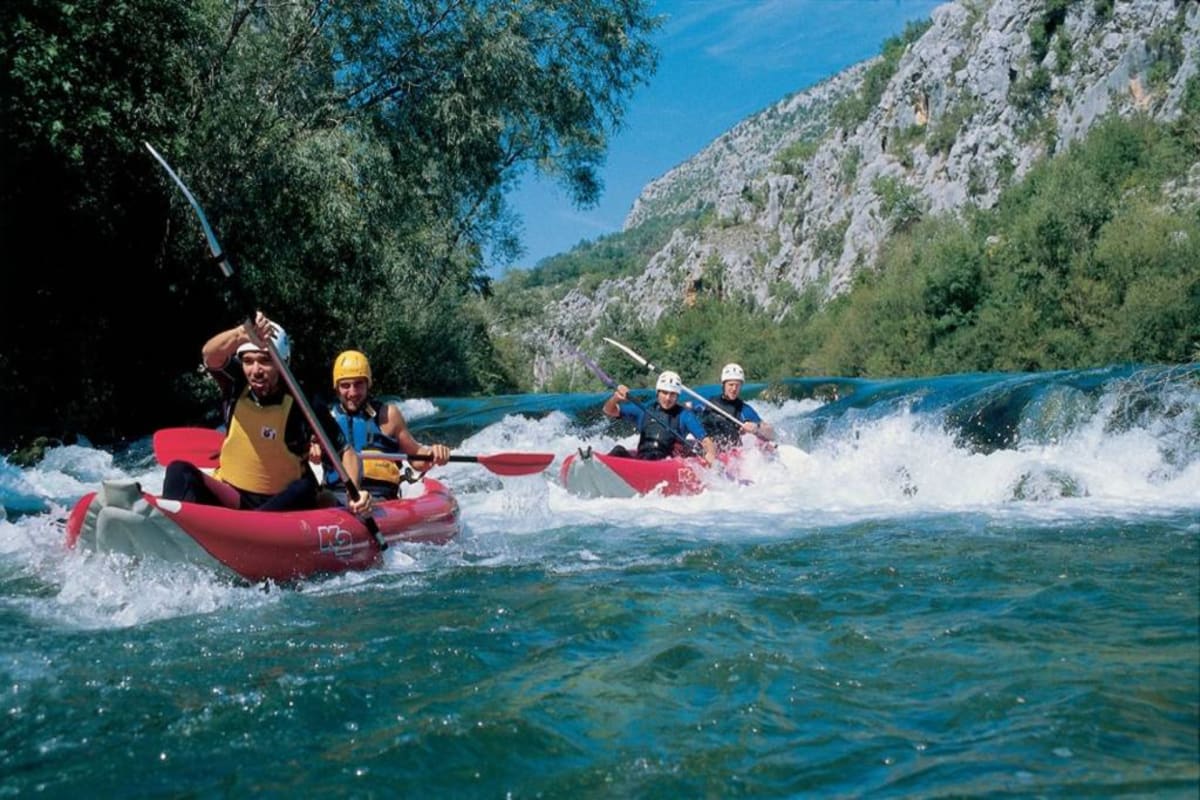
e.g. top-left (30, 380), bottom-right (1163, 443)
top-left (517, 0), bottom-right (1200, 387)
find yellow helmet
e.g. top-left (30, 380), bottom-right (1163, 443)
top-left (333, 350), bottom-right (372, 388)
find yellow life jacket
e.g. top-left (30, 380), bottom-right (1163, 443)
top-left (214, 389), bottom-right (305, 494)
top-left (361, 454), bottom-right (402, 484)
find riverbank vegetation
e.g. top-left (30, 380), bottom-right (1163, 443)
top-left (494, 97), bottom-right (1200, 390)
top-left (4, 2), bottom-right (1197, 455)
top-left (1, 0), bottom-right (658, 450)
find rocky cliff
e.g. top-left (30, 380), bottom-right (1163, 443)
top-left (518, 0), bottom-right (1200, 386)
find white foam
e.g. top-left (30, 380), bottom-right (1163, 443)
top-left (3, 372), bottom-right (1196, 606)
top-left (396, 397), bottom-right (439, 421)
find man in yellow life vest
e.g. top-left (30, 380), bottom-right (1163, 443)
top-left (162, 313), bottom-right (371, 514)
top-left (317, 350), bottom-right (451, 501)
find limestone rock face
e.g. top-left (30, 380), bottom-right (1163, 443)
top-left (518, 0), bottom-right (1200, 387)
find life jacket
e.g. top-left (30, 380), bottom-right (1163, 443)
top-left (326, 399), bottom-right (402, 488)
top-left (636, 404), bottom-right (687, 460)
top-left (702, 396), bottom-right (746, 450)
top-left (214, 388), bottom-right (306, 494)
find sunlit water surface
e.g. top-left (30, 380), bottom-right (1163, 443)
top-left (2, 366), bottom-right (1197, 797)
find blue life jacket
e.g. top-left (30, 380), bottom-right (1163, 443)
top-left (324, 400), bottom-right (400, 489)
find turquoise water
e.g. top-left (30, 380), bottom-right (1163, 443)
top-left (2, 366), bottom-right (1198, 797)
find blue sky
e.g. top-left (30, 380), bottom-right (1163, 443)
top-left (505, 0), bottom-right (945, 271)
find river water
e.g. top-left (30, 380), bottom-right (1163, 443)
top-left (2, 365), bottom-right (1197, 797)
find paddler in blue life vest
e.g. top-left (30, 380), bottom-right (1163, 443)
top-left (696, 363), bottom-right (774, 452)
top-left (602, 370), bottom-right (717, 467)
top-left (315, 350), bottom-right (451, 501)
top-left (162, 313), bottom-right (372, 514)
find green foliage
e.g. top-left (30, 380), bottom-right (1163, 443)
top-left (0, 0), bottom-right (659, 449)
top-left (1087, 199), bottom-right (1200, 363)
top-left (815, 113), bottom-right (1200, 374)
top-left (775, 137), bottom-right (821, 175)
top-left (602, 296), bottom-right (808, 387)
top-left (741, 181), bottom-right (769, 213)
top-left (1183, 75), bottom-right (1200, 117)
top-left (1176, 75), bottom-right (1200, 152)
top-left (594, 112), bottom-right (1199, 384)
top-left (696, 254), bottom-right (727, 298)
top-left (1028, 0), bottom-right (1071, 64)
top-left (840, 146), bottom-right (862, 187)
top-left (966, 163), bottom-right (989, 198)
top-left (872, 175), bottom-right (924, 232)
top-left (831, 18), bottom-right (932, 131)
top-left (1, 0), bottom-right (218, 444)
top-left (1053, 30), bottom-right (1073, 74)
top-left (506, 211), bottom-right (698, 291)
top-left (1014, 0), bottom-right (1076, 114)
top-left (814, 218), bottom-right (850, 261)
top-left (830, 93), bottom-right (871, 132)
top-left (1146, 24), bottom-right (1184, 90)
top-left (887, 124), bottom-right (925, 167)
top-left (1009, 66), bottom-right (1053, 115)
top-left (926, 98), bottom-right (980, 155)
top-left (996, 151), bottom-right (1017, 185)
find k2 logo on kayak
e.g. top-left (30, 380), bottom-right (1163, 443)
top-left (318, 524), bottom-right (355, 558)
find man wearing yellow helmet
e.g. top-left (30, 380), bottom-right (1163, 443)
top-left (320, 349), bottom-right (451, 501)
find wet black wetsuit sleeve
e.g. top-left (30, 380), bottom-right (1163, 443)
top-left (208, 358), bottom-right (245, 428)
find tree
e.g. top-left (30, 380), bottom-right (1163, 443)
top-left (0, 0), bottom-right (659, 449)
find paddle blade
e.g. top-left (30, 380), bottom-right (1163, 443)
top-left (471, 452), bottom-right (555, 476)
top-left (152, 427), bottom-right (223, 468)
top-left (363, 451), bottom-right (556, 477)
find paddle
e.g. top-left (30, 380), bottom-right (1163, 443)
top-left (152, 427), bottom-right (223, 468)
top-left (362, 451), bottom-right (555, 477)
top-left (152, 426), bottom-right (553, 477)
top-left (567, 344), bottom-right (705, 458)
top-left (602, 336), bottom-right (774, 445)
top-left (146, 142), bottom-right (389, 549)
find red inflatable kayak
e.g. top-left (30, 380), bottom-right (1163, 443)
top-left (559, 447), bottom-right (712, 497)
top-left (65, 477), bottom-right (460, 583)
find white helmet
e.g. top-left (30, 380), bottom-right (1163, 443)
top-left (236, 323), bottom-right (291, 363)
top-left (721, 363), bottom-right (745, 383)
top-left (656, 370), bottom-right (682, 393)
